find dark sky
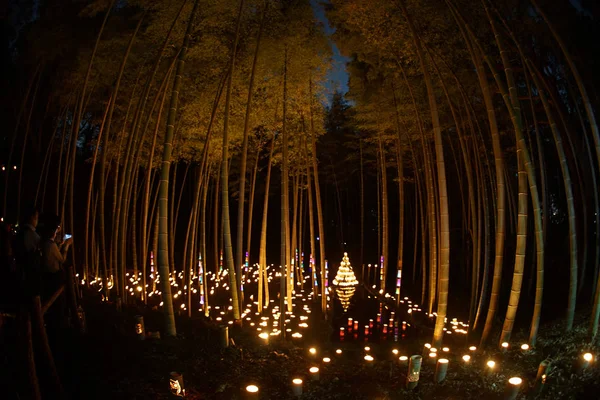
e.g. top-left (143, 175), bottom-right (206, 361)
top-left (311, 0), bottom-right (350, 97)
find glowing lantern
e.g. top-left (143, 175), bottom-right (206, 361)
top-left (309, 366), bottom-right (320, 381)
top-left (504, 377), bottom-right (522, 400)
top-left (169, 372), bottom-right (185, 397)
top-left (292, 378), bottom-right (303, 397)
top-left (135, 315), bottom-right (145, 340)
top-left (406, 355), bottom-right (422, 390)
top-left (332, 253), bottom-right (358, 311)
top-left (435, 359), bottom-right (449, 383)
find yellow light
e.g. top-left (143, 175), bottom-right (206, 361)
top-left (309, 367), bottom-right (319, 373)
top-left (469, 346), bottom-right (477, 351)
top-left (508, 377), bottom-right (522, 386)
top-left (487, 360), bottom-right (496, 369)
top-left (364, 355), bottom-right (374, 362)
top-left (521, 344), bottom-right (530, 351)
top-left (583, 353), bottom-right (593, 362)
top-left (322, 357), bottom-right (331, 363)
top-left (335, 349), bottom-right (342, 354)
top-left (246, 385), bottom-right (259, 393)
top-left (430, 347), bottom-right (438, 353)
top-left (438, 358), bottom-right (449, 364)
top-left (392, 349), bottom-right (399, 355)
top-left (429, 352), bottom-right (437, 358)
top-left (462, 355), bottom-right (470, 362)
top-left (501, 342), bottom-right (509, 349)
top-left (364, 346), bottom-right (370, 352)
top-left (424, 343), bottom-right (431, 349)
top-left (309, 348), bottom-right (316, 355)
top-left (442, 347), bottom-right (450, 352)
top-left (292, 378), bottom-right (303, 385)
top-left (399, 356), bottom-right (408, 361)
top-left (258, 333), bottom-right (269, 340)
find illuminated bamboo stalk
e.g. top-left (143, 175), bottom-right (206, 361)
top-left (258, 134), bottom-right (275, 311)
top-left (157, 0), bottom-right (201, 335)
top-left (309, 77), bottom-right (327, 316)
top-left (400, 0), bottom-right (450, 347)
top-left (282, 49), bottom-right (292, 316)
top-left (236, 0), bottom-right (267, 298)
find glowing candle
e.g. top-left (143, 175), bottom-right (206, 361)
top-left (501, 342), bottom-right (509, 351)
top-left (434, 359), bottom-right (449, 383)
top-left (291, 378), bottom-right (303, 397)
top-left (486, 360), bottom-right (496, 376)
top-left (520, 344), bottom-right (530, 352)
top-left (406, 355), bottom-right (422, 390)
top-left (169, 372), bottom-right (185, 397)
top-left (462, 355), bottom-right (471, 362)
top-left (258, 332), bottom-right (269, 345)
top-left (309, 347), bottom-right (317, 356)
top-left (581, 353), bottom-right (594, 370)
top-left (309, 366), bottom-right (320, 381)
top-left (335, 349), bottom-right (342, 355)
top-left (504, 377), bottom-right (522, 400)
top-left (399, 355), bottom-right (408, 366)
top-left (353, 321), bottom-right (359, 331)
top-left (469, 346), bottom-right (477, 351)
top-left (322, 357), bottom-right (331, 363)
top-left (364, 354), bottom-right (374, 365)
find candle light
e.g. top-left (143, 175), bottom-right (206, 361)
top-left (501, 342), bottom-right (509, 352)
top-left (348, 318), bottom-right (353, 329)
top-left (169, 372), bottom-right (185, 397)
top-left (354, 320), bottom-right (359, 331)
top-left (291, 378), bottom-right (303, 397)
top-left (322, 357), bottom-right (331, 363)
top-left (469, 346), bottom-right (477, 351)
top-left (309, 366), bottom-right (320, 380)
top-left (364, 354), bottom-right (374, 365)
top-left (520, 343), bottom-right (530, 352)
top-left (442, 347), bottom-right (449, 353)
top-left (581, 353), bottom-right (594, 370)
top-left (462, 355), bottom-right (471, 363)
top-left (364, 346), bottom-right (370, 352)
top-left (335, 349), bottom-right (342, 355)
top-left (258, 332), bottom-right (269, 345)
top-left (504, 377), bottom-right (522, 400)
top-left (339, 327), bottom-right (345, 338)
top-left (486, 360), bottom-right (496, 376)
top-left (533, 359), bottom-right (551, 396)
top-left (392, 349), bottom-right (399, 356)
top-left (309, 347), bottom-right (317, 356)
top-left (435, 359), bottom-right (449, 383)
top-left (399, 355), bottom-right (408, 366)
top-left (406, 355), bottom-right (422, 390)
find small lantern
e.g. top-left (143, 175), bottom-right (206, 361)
top-left (245, 384), bottom-right (259, 400)
top-left (309, 366), bottom-right (319, 381)
top-left (292, 378), bottom-right (303, 397)
top-left (462, 355), bottom-right (471, 363)
top-left (135, 315), bottom-right (145, 340)
top-left (399, 355), bottom-right (408, 366)
top-left (533, 359), bottom-right (551, 396)
top-left (435, 359), bottom-right (449, 383)
top-left (406, 355), bottom-right (422, 390)
top-left (335, 349), bottom-right (342, 355)
top-left (504, 377), bottom-right (522, 400)
top-left (220, 326), bottom-right (229, 348)
top-left (485, 360), bottom-right (496, 377)
top-left (169, 371), bottom-right (185, 397)
top-left (364, 354), bottom-right (374, 365)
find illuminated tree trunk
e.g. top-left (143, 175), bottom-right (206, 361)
top-left (305, 130), bottom-right (317, 298)
top-left (281, 49), bottom-right (292, 315)
top-left (399, 0), bottom-right (450, 348)
top-left (309, 78), bottom-right (327, 316)
top-left (236, 1), bottom-right (266, 300)
top-left (220, 0), bottom-right (245, 322)
top-left (258, 134), bottom-right (275, 310)
top-left (377, 127), bottom-right (388, 294)
top-left (157, 0), bottom-right (200, 336)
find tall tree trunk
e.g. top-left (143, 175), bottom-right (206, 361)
top-left (259, 134), bottom-right (275, 311)
top-left (157, 0), bottom-right (200, 336)
top-left (399, 0), bottom-right (450, 348)
top-left (236, 1), bottom-right (267, 304)
top-left (309, 77), bottom-right (327, 316)
top-left (221, 0), bottom-right (245, 322)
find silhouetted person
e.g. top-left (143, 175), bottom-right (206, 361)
top-left (39, 214), bottom-right (71, 334)
top-left (13, 205), bottom-right (41, 301)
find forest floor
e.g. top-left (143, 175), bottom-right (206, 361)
top-left (4, 289), bottom-right (600, 399)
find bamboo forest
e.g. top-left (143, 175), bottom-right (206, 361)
top-left (2, 0), bottom-right (600, 398)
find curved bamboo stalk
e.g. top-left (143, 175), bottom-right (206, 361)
top-left (157, 0), bottom-right (200, 335)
